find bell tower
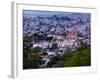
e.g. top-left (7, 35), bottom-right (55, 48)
top-left (69, 27), bottom-right (78, 42)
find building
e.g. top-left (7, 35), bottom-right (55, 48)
top-left (69, 27), bottom-right (78, 42)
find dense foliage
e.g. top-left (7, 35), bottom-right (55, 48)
top-left (47, 43), bottom-right (91, 67)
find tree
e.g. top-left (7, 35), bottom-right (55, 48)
top-left (47, 44), bottom-right (91, 68)
top-left (33, 33), bottom-right (39, 42)
top-left (23, 55), bottom-right (42, 69)
top-left (42, 52), bottom-right (48, 55)
top-left (51, 43), bottom-right (58, 50)
top-left (31, 47), bottom-right (41, 53)
top-left (64, 46), bottom-right (91, 67)
top-left (46, 36), bottom-right (53, 42)
top-left (23, 36), bottom-right (32, 59)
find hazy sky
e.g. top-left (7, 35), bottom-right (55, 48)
top-left (23, 10), bottom-right (81, 17)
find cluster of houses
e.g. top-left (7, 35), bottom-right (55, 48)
top-left (33, 27), bottom-right (78, 51)
top-left (31, 27), bottom-right (80, 66)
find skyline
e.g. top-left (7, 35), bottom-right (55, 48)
top-left (23, 10), bottom-right (90, 17)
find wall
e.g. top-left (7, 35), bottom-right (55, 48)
top-left (0, 0), bottom-right (99, 80)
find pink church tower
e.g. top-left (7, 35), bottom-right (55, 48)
top-left (69, 27), bottom-right (78, 42)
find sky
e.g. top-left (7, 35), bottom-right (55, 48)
top-left (23, 10), bottom-right (90, 17)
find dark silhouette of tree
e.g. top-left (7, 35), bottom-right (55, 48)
top-left (46, 36), bottom-right (53, 42)
top-left (51, 43), bottom-right (58, 50)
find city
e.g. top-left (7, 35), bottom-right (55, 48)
top-left (23, 10), bottom-right (91, 69)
